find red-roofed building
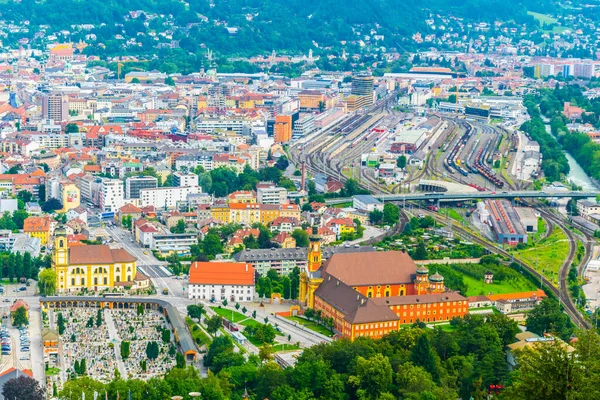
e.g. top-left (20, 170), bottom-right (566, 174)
top-left (188, 261), bottom-right (255, 302)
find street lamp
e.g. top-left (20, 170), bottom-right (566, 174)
top-left (171, 397), bottom-right (183, 400)
top-left (189, 393), bottom-right (201, 399)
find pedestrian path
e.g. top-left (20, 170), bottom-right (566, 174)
top-left (103, 310), bottom-right (126, 378)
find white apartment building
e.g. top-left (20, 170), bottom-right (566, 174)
top-left (139, 186), bottom-right (201, 209)
top-left (152, 233), bottom-right (198, 256)
top-left (172, 172), bottom-right (199, 188)
top-left (188, 261), bottom-right (255, 302)
top-left (175, 153), bottom-right (214, 171)
top-left (256, 183), bottom-right (288, 205)
top-left (125, 176), bottom-right (158, 199)
top-left (100, 179), bottom-right (124, 212)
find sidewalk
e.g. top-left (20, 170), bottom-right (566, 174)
top-left (103, 310), bottom-right (126, 377)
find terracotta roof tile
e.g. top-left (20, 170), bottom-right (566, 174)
top-left (189, 261), bottom-right (254, 286)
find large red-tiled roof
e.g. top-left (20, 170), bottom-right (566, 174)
top-left (323, 251), bottom-right (416, 286)
top-left (189, 262), bottom-right (254, 286)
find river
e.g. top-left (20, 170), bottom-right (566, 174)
top-left (543, 123), bottom-right (599, 190)
top-left (565, 152), bottom-right (599, 191)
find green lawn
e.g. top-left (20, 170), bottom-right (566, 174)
top-left (285, 316), bottom-right (335, 337)
top-left (185, 317), bottom-right (212, 347)
top-left (532, 217), bottom-right (547, 242)
top-left (444, 208), bottom-right (465, 223)
top-left (46, 367), bottom-right (61, 376)
top-left (271, 343), bottom-right (301, 352)
top-left (462, 273), bottom-right (537, 297)
top-left (210, 306), bottom-right (248, 323)
top-left (527, 11), bottom-right (558, 25)
top-left (333, 202), bottom-right (352, 208)
top-left (514, 228), bottom-right (570, 286)
top-left (239, 318), bottom-right (261, 328)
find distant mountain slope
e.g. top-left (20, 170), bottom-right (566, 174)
top-left (0, 0), bottom-right (555, 55)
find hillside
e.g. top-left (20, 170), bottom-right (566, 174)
top-left (0, 0), bottom-right (556, 58)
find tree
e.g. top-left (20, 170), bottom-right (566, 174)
top-left (57, 312), bottom-right (65, 335)
top-left (397, 155), bottom-right (407, 169)
top-left (21, 252), bottom-right (32, 281)
top-left (65, 123), bottom-right (79, 133)
top-left (12, 306), bottom-right (28, 326)
top-left (38, 268), bottom-right (56, 296)
top-left (505, 339), bottom-right (581, 399)
top-left (121, 215), bottom-right (133, 229)
top-left (410, 333), bottom-right (440, 382)
top-left (37, 184), bottom-right (46, 202)
top-left (96, 309), bottom-right (102, 327)
top-left (291, 229), bottom-right (309, 247)
top-left (206, 315), bottom-right (222, 335)
top-left (281, 276), bottom-right (292, 299)
top-left (413, 241), bottom-right (428, 260)
top-left (17, 190), bottom-right (33, 204)
top-left (171, 219), bottom-right (186, 234)
top-left (202, 233), bottom-right (223, 259)
top-left (59, 377), bottom-right (105, 400)
top-left (176, 352), bottom-right (185, 368)
top-left (131, 78), bottom-right (140, 83)
top-left (2, 375), bottom-right (44, 400)
top-left (290, 267), bottom-right (300, 300)
top-left (165, 76), bottom-right (176, 86)
top-left (348, 354), bottom-right (393, 399)
top-left (187, 304), bottom-right (205, 320)
top-left (162, 329), bottom-right (171, 343)
top-left (259, 344), bottom-right (274, 364)
top-left (369, 209), bottom-right (384, 225)
top-left (41, 198), bottom-right (62, 212)
top-left (146, 341), bottom-right (159, 360)
top-left (526, 297), bottom-right (572, 340)
top-left (13, 209), bottom-right (29, 230)
top-left (383, 203), bottom-right (400, 225)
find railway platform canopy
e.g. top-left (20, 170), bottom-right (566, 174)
top-left (418, 179), bottom-right (478, 193)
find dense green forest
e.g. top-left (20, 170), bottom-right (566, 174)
top-left (46, 302), bottom-right (588, 400)
top-left (1, 0), bottom-right (554, 59)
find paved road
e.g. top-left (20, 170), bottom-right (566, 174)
top-left (103, 226), bottom-right (185, 298)
top-left (104, 310), bottom-right (126, 377)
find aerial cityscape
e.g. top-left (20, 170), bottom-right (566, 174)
top-left (1, 0), bottom-right (600, 399)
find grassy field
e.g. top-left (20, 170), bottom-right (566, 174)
top-left (462, 273), bottom-right (537, 297)
top-left (528, 11), bottom-right (558, 25)
top-left (445, 208), bottom-right (465, 223)
top-left (532, 217), bottom-right (547, 243)
top-left (514, 228), bottom-right (569, 286)
top-left (285, 316), bottom-right (335, 337)
top-left (185, 316), bottom-right (212, 347)
top-left (271, 343), bottom-right (301, 352)
top-left (210, 306), bottom-right (248, 323)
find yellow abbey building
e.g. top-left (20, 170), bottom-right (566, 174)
top-left (299, 226), bottom-right (324, 309)
top-left (53, 227), bottom-right (141, 292)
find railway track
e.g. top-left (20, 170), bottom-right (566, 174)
top-left (416, 206), bottom-right (590, 329)
top-left (295, 108), bottom-right (592, 329)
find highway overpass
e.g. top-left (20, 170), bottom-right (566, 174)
top-left (325, 191), bottom-right (600, 205)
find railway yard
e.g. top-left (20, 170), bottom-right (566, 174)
top-left (289, 93), bottom-right (596, 332)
